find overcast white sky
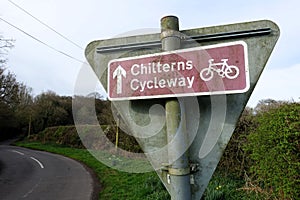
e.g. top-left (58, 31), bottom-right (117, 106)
top-left (0, 0), bottom-right (299, 107)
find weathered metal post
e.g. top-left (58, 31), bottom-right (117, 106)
top-left (161, 16), bottom-right (191, 200)
top-left (115, 116), bottom-right (119, 150)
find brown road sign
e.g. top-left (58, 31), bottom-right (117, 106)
top-left (108, 41), bottom-right (249, 100)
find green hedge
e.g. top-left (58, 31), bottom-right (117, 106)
top-left (245, 103), bottom-right (300, 199)
top-left (28, 125), bottom-right (142, 153)
top-left (29, 126), bottom-right (83, 148)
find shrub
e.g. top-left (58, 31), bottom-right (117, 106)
top-left (28, 125), bottom-right (142, 153)
top-left (245, 103), bottom-right (300, 199)
top-left (29, 126), bottom-right (84, 148)
top-left (218, 107), bottom-right (255, 176)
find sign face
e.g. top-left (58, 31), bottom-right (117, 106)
top-left (85, 19), bottom-right (280, 200)
top-left (108, 41), bottom-right (249, 100)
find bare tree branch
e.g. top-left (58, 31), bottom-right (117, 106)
top-left (0, 36), bottom-right (15, 67)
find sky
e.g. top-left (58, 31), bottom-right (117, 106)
top-left (0, 0), bottom-right (299, 107)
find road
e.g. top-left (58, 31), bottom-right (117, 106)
top-left (0, 145), bottom-right (96, 200)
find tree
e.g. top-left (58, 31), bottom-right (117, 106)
top-left (0, 69), bottom-right (31, 108)
top-left (72, 94), bottom-right (110, 125)
top-left (0, 36), bottom-right (14, 67)
top-left (0, 36), bottom-right (33, 139)
top-left (31, 91), bottom-right (73, 133)
top-left (254, 98), bottom-right (286, 114)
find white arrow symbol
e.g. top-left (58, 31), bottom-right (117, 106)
top-left (113, 65), bottom-right (126, 94)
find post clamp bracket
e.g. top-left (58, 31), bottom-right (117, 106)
top-left (161, 163), bottom-right (199, 176)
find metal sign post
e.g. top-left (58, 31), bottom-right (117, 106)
top-left (161, 16), bottom-right (191, 200)
top-left (85, 16), bottom-right (280, 199)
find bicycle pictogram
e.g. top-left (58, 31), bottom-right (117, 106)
top-left (200, 59), bottom-right (239, 81)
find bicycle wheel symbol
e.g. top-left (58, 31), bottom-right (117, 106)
top-left (224, 65), bottom-right (239, 79)
top-left (200, 59), bottom-right (240, 81)
top-left (200, 68), bottom-right (214, 81)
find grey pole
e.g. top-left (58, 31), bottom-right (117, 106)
top-left (160, 16), bottom-right (192, 200)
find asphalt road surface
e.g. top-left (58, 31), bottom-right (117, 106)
top-left (0, 145), bottom-right (95, 200)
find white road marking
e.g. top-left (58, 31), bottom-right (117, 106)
top-left (10, 150), bottom-right (25, 155)
top-left (30, 157), bottom-right (44, 169)
top-left (22, 180), bottom-right (41, 198)
top-left (9, 149), bottom-right (45, 169)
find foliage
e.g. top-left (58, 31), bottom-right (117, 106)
top-left (29, 92), bottom-right (114, 134)
top-left (30, 91), bottom-right (73, 133)
top-left (245, 102), bottom-right (300, 199)
top-left (218, 100), bottom-right (300, 199)
top-left (254, 98), bottom-right (286, 113)
top-left (0, 67), bottom-right (33, 139)
top-left (0, 37), bottom-right (33, 140)
top-left (218, 107), bottom-right (255, 176)
top-left (28, 125), bottom-right (83, 148)
top-left (202, 172), bottom-right (266, 200)
top-left (28, 124), bottom-right (142, 153)
top-left (0, 36), bottom-right (14, 67)
top-left (105, 126), bottom-right (142, 153)
top-left (72, 95), bottom-right (113, 126)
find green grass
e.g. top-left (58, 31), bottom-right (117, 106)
top-left (15, 141), bottom-right (266, 200)
top-left (203, 172), bottom-right (267, 200)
